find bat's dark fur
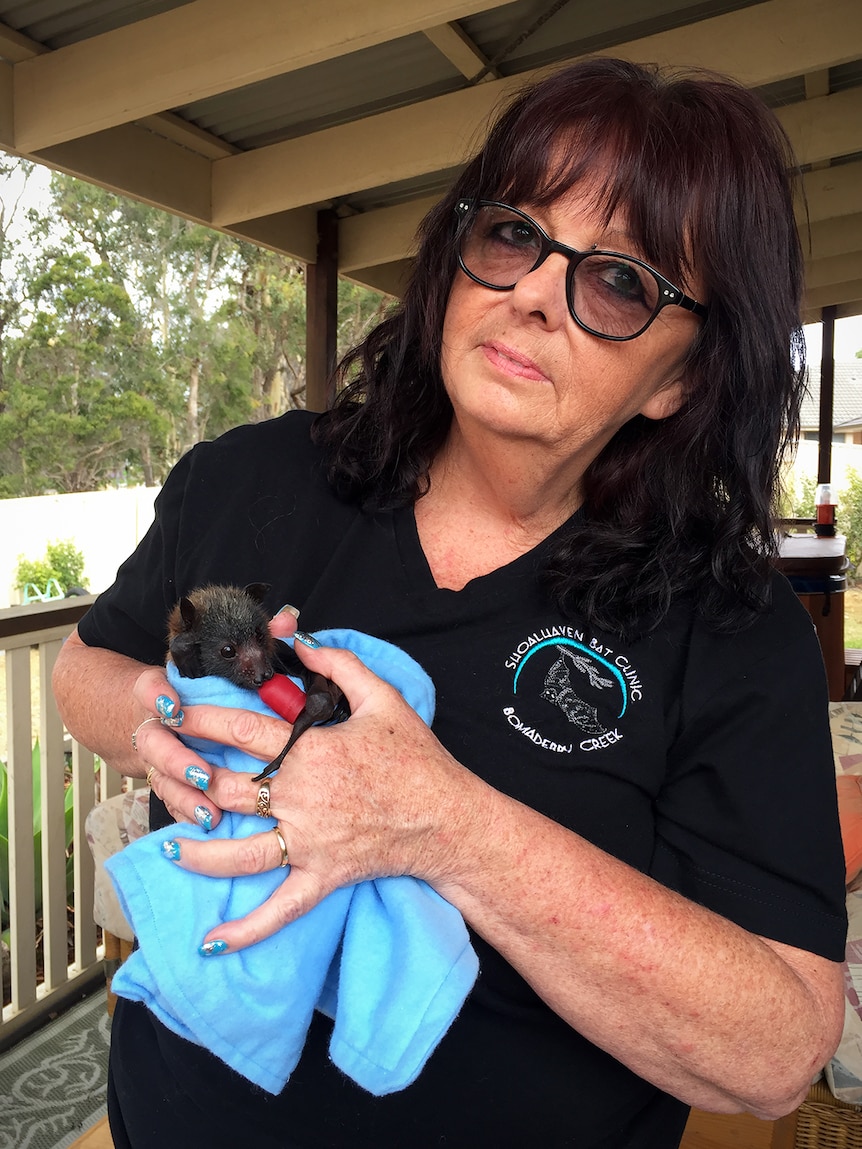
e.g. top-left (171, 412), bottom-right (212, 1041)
top-left (166, 582), bottom-right (348, 781)
top-left (167, 582), bottom-right (276, 689)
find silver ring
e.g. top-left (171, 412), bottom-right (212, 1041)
top-left (272, 826), bottom-right (290, 868)
top-left (256, 780), bottom-right (272, 819)
top-left (131, 716), bottom-right (162, 752)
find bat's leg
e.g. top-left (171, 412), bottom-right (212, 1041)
top-left (250, 679), bottom-right (348, 782)
top-left (251, 712), bottom-right (316, 782)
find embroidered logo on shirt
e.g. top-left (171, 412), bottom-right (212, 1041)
top-left (502, 626), bottom-right (642, 754)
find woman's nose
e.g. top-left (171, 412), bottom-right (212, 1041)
top-left (508, 253), bottom-right (571, 329)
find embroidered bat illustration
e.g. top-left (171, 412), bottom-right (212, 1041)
top-left (540, 646), bottom-right (611, 735)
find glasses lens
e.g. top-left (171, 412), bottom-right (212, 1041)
top-left (459, 205), bottom-right (543, 288)
top-left (572, 255), bottom-right (659, 338)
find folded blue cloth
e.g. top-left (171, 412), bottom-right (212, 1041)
top-left (106, 630), bottom-right (478, 1096)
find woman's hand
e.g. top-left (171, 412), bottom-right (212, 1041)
top-left (160, 638), bottom-right (478, 953)
top-left (130, 664), bottom-right (223, 829)
top-left (130, 606), bottom-right (302, 832)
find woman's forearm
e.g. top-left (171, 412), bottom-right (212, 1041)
top-left (53, 628), bottom-right (153, 779)
top-left (432, 777), bottom-right (843, 1118)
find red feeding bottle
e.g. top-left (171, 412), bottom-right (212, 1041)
top-left (259, 674), bottom-right (306, 723)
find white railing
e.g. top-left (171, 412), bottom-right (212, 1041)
top-left (0, 596), bottom-right (117, 1048)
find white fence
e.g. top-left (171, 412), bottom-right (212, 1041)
top-left (0, 598), bottom-right (122, 1048)
top-left (1, 486), bottom-right (159, 609)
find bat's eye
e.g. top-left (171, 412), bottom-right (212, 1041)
top-left (220, 643), bottom-right (237, 660)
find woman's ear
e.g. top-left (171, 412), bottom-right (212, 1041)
top-left (639, 376), bottom-right (688, 422)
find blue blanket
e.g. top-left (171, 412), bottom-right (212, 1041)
top-left (106, 630), bottom-right (479, 1096)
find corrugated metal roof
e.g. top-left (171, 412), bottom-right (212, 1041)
top-left (0, 0), bottom-right (190, 48)
top-left (177, 32), bottom-right (465, 150)
top-left (168, 0), bottom-right (770, 158)
top-left (460, 0), bottom-right (763, 75)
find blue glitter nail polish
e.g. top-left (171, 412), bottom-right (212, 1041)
top-left (294, 630), bottom-right (320, 649)
top-left (155, 694), bottom-right (176, 719)
top-left (199, 939), bottom-right (228, 957)
top-left (185, 764), bottom-right (209, 790)
top-left (161, 709), bottom-right (184, 728)
top-left (194, 805), bottom-right (213, 832)
top-left (162, 839), bottom-right (181, 861)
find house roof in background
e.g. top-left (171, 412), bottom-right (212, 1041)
top-left (801, 361), bottom-right (862, 428)
top-left (0, 0), bottom-right (858, 313)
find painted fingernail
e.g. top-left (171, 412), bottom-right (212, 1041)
top-left (161, 710), bottom-right (184, 728)
top-left (162, 839), bottom-right (181, 861)
top-left (155, 695), bottom-right (176, 719)
top-left (194, 805), bottom-right (213, 832)
top-left (199, 939), bottom-right (229, 957)
top-left (277, 603), bottom-right (301, 619)
top-left (294, 630), bottom-right (320, 648)
top-left (185, 764), bottom-right (209, 790)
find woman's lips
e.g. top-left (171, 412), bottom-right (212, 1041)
top-left (482, 341), bottom-right (549, 382)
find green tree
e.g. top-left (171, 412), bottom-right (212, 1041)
top-left (0, 248), bottom-right (164, 494)
top-left (0, 161), bottom-right (393, 496)
top-left (841, 469), bottom-right (862, 582)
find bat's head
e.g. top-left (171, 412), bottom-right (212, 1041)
top-left (167, 582), bottom-right (277, 688)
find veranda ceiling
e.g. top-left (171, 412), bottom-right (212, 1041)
top-left (0, 0), bottom-right (859, 322)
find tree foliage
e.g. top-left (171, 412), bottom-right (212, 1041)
top-left (0, 162), bottom-right (389, 496)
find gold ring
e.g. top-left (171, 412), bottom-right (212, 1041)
top-left (256, 780), bottom-right (272, 819)
top-left (272, 826), bottom-right (290, 868)
top-left (131, 716), bottom-right (162, 752)
top-left (146, 766), bottom-right (157, 788)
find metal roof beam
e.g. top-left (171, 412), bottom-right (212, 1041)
top-left (801, 160), bottom-right (862, 225)
top-left (12, 0), bottom-right (513, 153)
top-left (775, 87), bottom-right (862, 168)
top-left (423, 22), bottom-right (499, 81)
top-left (211, 77), bottom-right (509, 225)
top-left (212, 79), bottom-right (862, 229)
top-left (32, 123), bottom-right (213, 224)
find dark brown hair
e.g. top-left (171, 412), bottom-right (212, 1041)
top-left (314, 57), bottom-right (806, 637)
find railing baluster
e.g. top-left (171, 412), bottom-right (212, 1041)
top-left (1, 597), bottom-right (106, 1047)
top-left (72, 741), bottom-right (97, 969)
top-left (39, 638), bottom-right (69, 991)
top-left (6, 646), bottom-right (37, 1013)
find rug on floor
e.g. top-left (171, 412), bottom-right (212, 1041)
top-left (0, 992), bottom-right (110, 1149)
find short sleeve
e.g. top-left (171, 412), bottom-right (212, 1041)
top-left (650, 578), bottom-right (847, 961)
top-left (77, 447), bottom-right (195, 664)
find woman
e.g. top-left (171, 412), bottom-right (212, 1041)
top-left (53, 58), bottom-right (846, 1148)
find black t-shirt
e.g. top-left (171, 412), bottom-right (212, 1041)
top-left (81, 411), bottom-right (847, 1149)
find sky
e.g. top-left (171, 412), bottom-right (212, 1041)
top-left (804, 316), bottom-right (862, 364)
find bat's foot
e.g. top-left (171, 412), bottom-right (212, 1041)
top-left (251, 742), bottom-right (292, 783)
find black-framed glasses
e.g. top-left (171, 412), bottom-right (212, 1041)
top-left (454, 199), bottom-right (708, 341)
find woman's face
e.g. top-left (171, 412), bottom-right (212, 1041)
top-left (440, 186), bottom-right (704, 474)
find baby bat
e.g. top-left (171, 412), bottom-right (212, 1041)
top-left (166, 582), bottom-right (348, 780)
top-left (167, 582), bottom-right (276, 688)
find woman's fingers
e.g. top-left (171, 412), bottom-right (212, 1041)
top-left (269, 606), bottom-right (300, 641)
top-left (132, 665), bottom-right (184, 726)
top-left (134, 719), bottom-right (222, 829)
top-left (291, 638), bottom-right (395, 714)
top-left (164, 823), bottom-right (328, 953)
top-left (131, 664), bottom-right (233, 830)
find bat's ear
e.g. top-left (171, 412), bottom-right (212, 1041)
top-left (178, 596), bottom-right (197, 631)
top-left (244, 582), bottom-right (271, 605)
top-left (168, 630), bottom-right (201, 678)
